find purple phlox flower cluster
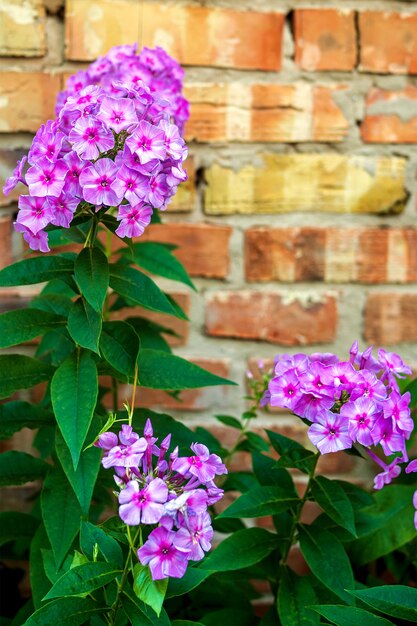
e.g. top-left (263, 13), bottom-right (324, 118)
top-left (4, 47), bottom-right (188, 253)
top-left (405, 460), bottom-right (417, 530)
top-left (55, 44), bottom-right (189, 134)
top-left (264, 341), bottom-right (414, 491)
top-left (96, 420), bottom-right (227, 580)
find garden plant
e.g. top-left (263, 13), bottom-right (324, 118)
top-left (0, 44), bottom-right (416, 626)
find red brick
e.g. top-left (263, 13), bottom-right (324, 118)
top-left (141, 223), bottom-right (231, 279)
top-left (0, 215), bottom-right (12, 270)
top-left (294, 9), bottom-right (357, 71)
top-left (364, 293), bottom-right (417, 345)
top-left (66, 1), bottom-right (284, 71)
top-left (101, 358), bottom-right (230, 412)
top-left (185, 83), bottom-right (348, 143)
top-left (0, 72), bottom-right (62, 133)
top-left (359, 12), bottom-right (417, 74)
top-left (108, 292), bottom-right (190, 347)
top-left (205, 291), bottom-right (337, 346)
top-left (245, 227), bottom-right (417, 284)
top-left (361, 87), bottom-right (417, 143)
top-left (0, 0), bottom-right (46, 57)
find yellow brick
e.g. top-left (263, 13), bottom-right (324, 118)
top-left (205, 154), bottom-right (407, 215)
top-left (0, 0), bottom-right (46, 57)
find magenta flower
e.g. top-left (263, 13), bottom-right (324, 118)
top-left (95, 431), bottom-right (118, 450)
top-left (159, 120), bottom-right (186, 160)
top-left (174, 511), bottom-right (213, 561)
top-left (69, 116), bottom-right (114, 160)
top-left (413, 491), bottom-right (417, 531)
top-left (113, 165), bottom-right (148, 204)
top-left (14, 223), bottom-right (49, 252)
top-left (341, 398), bottom-right (379, 447)
top-left (384, 391), bottom-right (413, 435)
top-left (118, 478), bottom-right (168, 526)
top-left (374, 458), bottom-right (402, 490)
top-left (102, 437), bottom-right (147, 469)
top-left (406, 459), bottom-right (417, 474)
top-left (269, 371), bottom-right (302, 411)
top-left (25, 158), bottom-right (68, 197)
top-left (63, 152), bottom-right (84, 196)
top-left (99, 96), bottom-right (138, 133)
top-left (115, 203), bottom-right (152, 238)
top-left (79, 158), bottom-right (121, 206)
top-left (138, 527), bottom-right (189, 580)
top-left (126, 120), bottom-right (166, 164)
top-left (378, 348), bottom-right (412, 379)
top-left (172, 443), bottom-right (227, 484)
top-left (47, 193), bottom-right (79, 228)
top-left (148, 173), bottom-right (169, 208)
top-left (3, 155), bottom-right (27, 195)
top-left (28, 122), bottom-right (66, 163)
top-left (308, 410), bottom-right (352, 454)
top-left (16, 195), bottom-right (53, 234)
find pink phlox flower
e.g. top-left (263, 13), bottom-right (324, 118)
top-left (112, 165), bottom-right (148, 204)
top-left (374, 458), bottom-right (402, 490)
top-left (25, 158), bottom-right (68, 198)
top-left (378, 348), bottom-right (412, 380)
top-left (28, 124), bottom-right (65, 163)
top-left (341, 397), bottom-right (380, 447)
top-left (79, 158), bottom-right (121, 206)
top-left (383, 391), bottom-right (413, 436)
top-left (115, 203), bottom-right (153, 239)
top-left (126, 120), bottom-right (166, 164)
top-left (172, 443), bottom-right (227, 484)
top-left (138, 526), bottom-right (190, 580)
top-left (65, 85), bottom-right (103, 113)
top-left (268, 371), bottom-right (302, 411)
top-left (308, 409), bottom-right (352, 454)
top-left (148, 172), bottom-right (169, 208)
top-left (99, 95), bottom-right (138, 133)
top-left (293, 392), bottom-right (334, 422)
top-left (47, 192), bottom-right (79, 228)
top-left (69, 116), bottom-right (114, 160)
top-left (14, 223), bottom-right (49, 252)
top-left (166, 162), bottom-right (188, 187)
top-left (352, 344), bottom-right (382, 375)
top-left (300, 362), bottom-right (335, 399)
top-left (174, 511), bottom-right (213, 561)
top-left (309, 352), bottom-right (339, 366)
top-left (413, 490), bottom-right (417, 531)
top-left (321, 361), bottom-right (356, 395)
top-left (349, 370), bottom-right (387, 403)
top-left (274, 353), bottom-right (310, 378)
top-left (205, 482), bottom-right (225, 505)
top-left (16, 195), bottom-right (53, 234)
top-left (405, 459), bottom-right (417, 474)
top-left (371, 416), bottom-right (406, 456)
top-left (3, 155), bottom-right (28, 195)
top-left (118, 477), bottom-right (168, 525)
top-left (158, 120), bottom-right (186, 160)
top-left (102, 437), bottom-right (147, 469)
top-left (119, 424), bottom-right (140, 446)
top-left (95, 431), bottom-right (118, 450)
top-left (63, 151), bottom-right (84, 196)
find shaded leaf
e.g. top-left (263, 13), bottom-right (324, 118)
top-left (348, 586), bottom-right (417, 622)
top-left (67, 298), bottom-right (102, 353)
top-left (0, 255), bottom-right (73, 286)
top-left (100, 321), bottom-right (140, 378)
top-left (80, 521), bottom-right (123, 568)
top-left (311, 476), bottom-right (356, 536)
top-left (277, 567), bottom-right (320, 626)
top-left (0, 401), bottom-right (52, 440)
top-left (199, 528), bottom-right (277, 572)
top-left (130, 242), bottom-right (196, 290)
top-left (74, 247), bottom-right (109, 312)
top-left (0, 309), bottom-right (65, 348)
top-left (22, 597), bottom-right (105, 626)
top-left (0, 451), bottom-right (48, 486)
top-left (0, 355), bottom-right (54, 399)
top-left (0, 512), bottom-right (39, 547)
top-left (133, 562), bottom-right (168, 617)
top-left (311, 604), bottom-right (395, 626)
top-left (218, 485), bottom-right (298, 519)
top-left (44, 561), bottom-right (121, 600)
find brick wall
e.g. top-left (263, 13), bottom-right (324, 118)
top-left (1, 0), bottom-right (417, 485)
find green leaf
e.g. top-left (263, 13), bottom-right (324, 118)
top-left (173, 622), bottom-right (204, 626)
top-left (74, 247), bottom-right (109, 312)
top-left (100, 321), bottom-right (140, 378)
top-left (245, 432), bottom-right (270, 452)
top-left (122, 586), bottom-right (171, 626)
top-left (51, 350), bottom-right (98, 468)
top-left (80, 521), bottom-right (123, 568)
top-left (130, 241), bottom-right (196, 290)
top-left (41, 465), bottom-right (82, 568)
top-left (133, 562), bottom-right (168, 617)
top-left (0, 401), bottom-right (52, 439)
top-left (348, 484), bottom-right (416, 565)
top-left (252, 452), bottom-right (296, 493)
top-left (0, 255), bottom-right (74, 286)
top-left (0, 451), bottom-right (48, 486)
top-left (311, 605), bottom-right (395, 626)
top-left (22, 597), bottom-right (105, 626)
top-left (199, 528), bottom-right (277, 572)
top-left (126, 317), bottom-right (173, 352)
top-left (0, 308), bottom-right (66, 348)
top-left (166, 568), bottom-right (212, 598)
top-left (0, 512), bottom-right (39, 547)
top-left (30, 526), bottom-right (52, 610)
top-left (44, 561), bottom-right (121, 600)
top-left (277, 568), bottom-right (320, 626)
top-left (298, 525), bottom-right (354, 604)
top-left (267, 430), bottom-right (317, 474)
top-left (31, 294), bottom-right (73, 317)
top-left (348, 586), bottom-right (417, 622)
top-left (55, 427), bottom-right (101, 514)
top-left (311, 476), bottom-right (356, 536)
top-left (138, 349), bottom-right (235, 389)
top-left (35, 328), bottom-right (76, 367)
top-left (109, 263), bottom-right (187, 319)
top-left (218, 485), bottom-right (298, 518)
top-left (67, 298), bottom-right (102, 353)
top-left (0, 355), bottom-right (54, 399)
top-left (214, 415), bottom-right (243, 430)
top-left (199, 609), bottom-right (253, 626)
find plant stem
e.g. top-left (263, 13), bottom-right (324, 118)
top-left (107, 527), bottom-right (140, 625)
top-left (128, 362), bottom-right (139, 427)
top-left (278, 453), bottom-right (320, 574)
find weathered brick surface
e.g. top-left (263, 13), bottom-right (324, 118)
top-left (0, 72), bottom-right (61, 132)
top-left (0, 215), bottom-right (12, 271)
top-left (205, 154), bottom-right (408, 215)
top-left (168, 156), bottom-right (195, 213)
top-left (0, 0), bottom-right (46, 57)
top-left (205, 291), bottom-right (337, 345)
top-left (65, 1), bottom-right (284, 70)
top-left (185, 83), bottom-right (349, 143)
top-left (364, 293), bottom-right (417, 345)
top-left (361, 87), bottom-right (417, 143)
top-left (245, 227), bottom-right (417, 284)
top-left (294, 9), bottom-right (357, 71)
top-left (141, 223), bottom-right (232, 279)
top-left (359, 11), bottom-right (417, 74)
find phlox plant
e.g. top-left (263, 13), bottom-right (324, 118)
top-left (0, 43), bottom-right (416, 626)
